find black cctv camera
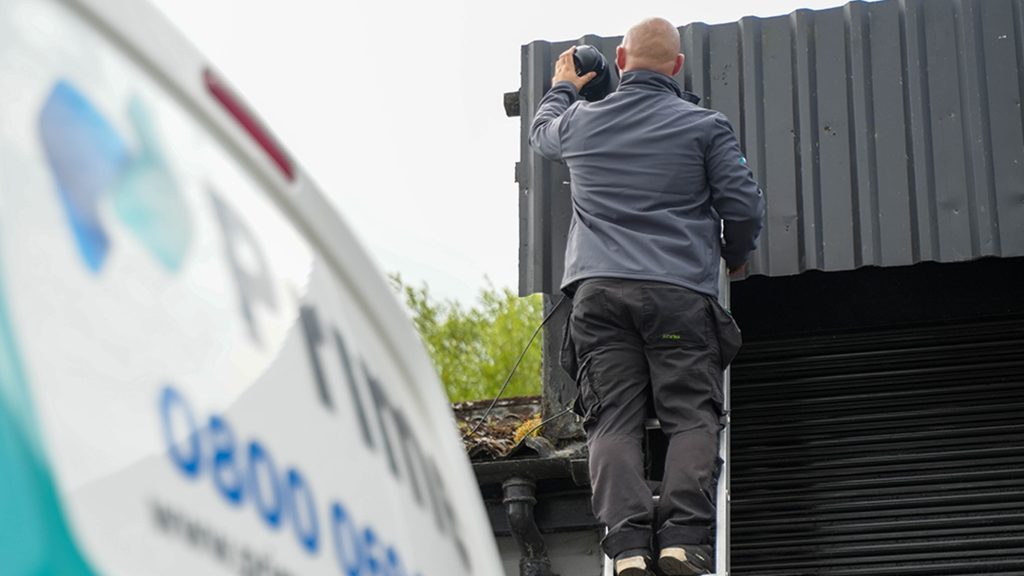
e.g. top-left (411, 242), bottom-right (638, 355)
top-left (573, 45), bottom-right (617, 102)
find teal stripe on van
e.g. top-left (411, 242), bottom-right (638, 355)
top-left (0, 258), bottom-right (97, 575)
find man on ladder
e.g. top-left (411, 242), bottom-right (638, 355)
top-left (529, 17), bottom-right (765, 576)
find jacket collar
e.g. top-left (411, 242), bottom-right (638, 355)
top-left (618, 69), bottom-right (701, 105)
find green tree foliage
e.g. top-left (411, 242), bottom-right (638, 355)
top-left (390, 275), bottom-right (543, 402)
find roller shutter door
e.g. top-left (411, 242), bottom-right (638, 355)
top-left (730, 318), bottom-right (1024, 576)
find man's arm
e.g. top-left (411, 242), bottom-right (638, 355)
top-left (528, 47), bottom-right (596, 161)
top-left (705, 112), bottom-right (766, 274)
top-left (529, 82), bottom-right (580, 161)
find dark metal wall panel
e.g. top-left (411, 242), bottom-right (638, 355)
top-left (729, 318), bottom-right (1024, 575)
top-left (865, 0), bottom-right (913, 266)
top-left (517, 0), bottom-right (1024, 295)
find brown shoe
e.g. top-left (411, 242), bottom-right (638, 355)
top-left (658, 545), bottom-right (713, 575)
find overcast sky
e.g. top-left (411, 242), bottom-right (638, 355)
top-left (149, 0), bottom-right (856, 304)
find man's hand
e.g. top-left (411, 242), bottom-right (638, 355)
top-left (552, 47), bottom-right (597, 93)
top-left (728, 262), bottom-right (748, 279)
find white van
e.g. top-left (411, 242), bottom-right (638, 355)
top-left (0, 0), bottom-right (503, 574)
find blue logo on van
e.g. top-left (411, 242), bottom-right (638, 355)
top-left (39, 80), bottom-right (192, 273)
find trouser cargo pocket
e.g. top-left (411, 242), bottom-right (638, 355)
top-left (708, 298), bottom-right (742, 368)
top-left (571, 360), bottom-right (601, 428)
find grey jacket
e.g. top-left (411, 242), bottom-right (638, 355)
top-left (529, 69), bottom-right (765, 297)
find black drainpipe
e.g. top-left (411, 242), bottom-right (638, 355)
top-left (503, 477), bottom-right (557, 576)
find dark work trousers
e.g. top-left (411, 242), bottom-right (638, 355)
top-left (564, 278), bottom-right (742, 558)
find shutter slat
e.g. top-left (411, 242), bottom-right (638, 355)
top-left (730, 318), bottom-right (1024, 575)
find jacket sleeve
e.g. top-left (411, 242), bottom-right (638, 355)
top-left (705, 112), bottom-right (766, 270)
top-left (528, 81), bottom-right (581, 162)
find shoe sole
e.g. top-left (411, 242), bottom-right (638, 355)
top-left (658, 555), bottom-right (708, 576)
top-left (616, 568), bottom-right (649, 576)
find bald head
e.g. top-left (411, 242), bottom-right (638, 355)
top-left (617, 17), bottom-right (683, 76)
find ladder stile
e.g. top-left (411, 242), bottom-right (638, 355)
top-left (715, 259), bottom-right (730, 576)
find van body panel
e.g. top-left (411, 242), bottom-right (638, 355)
top-left (0, 1), bottom-right (502, 574)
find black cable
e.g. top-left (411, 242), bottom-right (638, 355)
top-left (466, 295), bottom-right (567, 437)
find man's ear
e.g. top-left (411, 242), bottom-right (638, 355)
top-left (672, 53), bottom-right (684, 76)
top-left (616, 45), bottom-right (627, 72)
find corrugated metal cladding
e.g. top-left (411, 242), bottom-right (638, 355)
top-left (730, 317), bottom-right (1024, 576)
top-left (517, 0), bottom-right (1024, 295)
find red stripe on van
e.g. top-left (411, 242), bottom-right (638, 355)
top-left (204, 69), bottom-right (295, 182)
